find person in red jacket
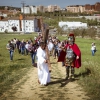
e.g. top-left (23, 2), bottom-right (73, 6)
top-left (58, 33), bottom-right (81, 79)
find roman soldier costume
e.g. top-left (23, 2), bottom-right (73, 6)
top-left (58, 33), bottom-right (81, 79)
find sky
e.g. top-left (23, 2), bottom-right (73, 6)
top-left (0, 0), bottom-right (100, 8)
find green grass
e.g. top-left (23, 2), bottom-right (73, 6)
top-left (73, 37), bottom-right (100, 100)
top-left (57, 35), bottom-right (100, 99)
top-left (0, 33), bottom-right (37, 96)
top-left (0, 33), bottom-right (100, 99)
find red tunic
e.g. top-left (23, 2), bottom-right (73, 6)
top-left (58, 43), bottom-right (81, 68)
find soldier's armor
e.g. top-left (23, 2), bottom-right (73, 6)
top-left (65, 33), bottom-right (76, 79)
top-left (65, 46), bottom-right (75, 66)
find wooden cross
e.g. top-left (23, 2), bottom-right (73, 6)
top-left (40, 17), bottom-right (51, 72)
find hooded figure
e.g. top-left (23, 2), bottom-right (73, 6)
top-left (58, 33), bottom-right (81, 79)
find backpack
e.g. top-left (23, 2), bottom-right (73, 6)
top-left (9, 43), bottom-right (14, 51)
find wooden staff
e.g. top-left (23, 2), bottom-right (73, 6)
top-left (45, 29), bottom-right (52, 72)
top-left (40, 17), bottom-right (51, 72)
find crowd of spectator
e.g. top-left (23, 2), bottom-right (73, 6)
top-left (6, 33), bottom-right (68, 66)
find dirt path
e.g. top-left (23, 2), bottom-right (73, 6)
top-left (1, 57), bottom-right (90, 100)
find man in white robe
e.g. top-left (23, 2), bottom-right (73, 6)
top-left (36, 42), bottom-right (50, 86)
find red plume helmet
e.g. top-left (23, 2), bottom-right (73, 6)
top-left (69, 33), bottom-right (74, 36)
top-left (69, 33), bottom-right (75, 42)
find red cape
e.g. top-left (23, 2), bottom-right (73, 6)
top-left (58, 43), bottom-right (81, 68)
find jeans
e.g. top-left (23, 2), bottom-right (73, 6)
top-left (30, 52), bottom-right (36, 65)
top-left (21, 47), bottom-right (25, 55)
top-left (9, 50), bottom-right (14, 60)
top-left (25, 48), bottom-right (29, 55)
top-left (91, 50), bottom-right (96, 56)
top-left (54, 49), bottom-right (58, 58)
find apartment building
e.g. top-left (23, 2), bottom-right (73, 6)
top-left (30, 6), bottom-right (37, 14)
top-left (21, 6), bottom-right (30, 14)
top-left (47, 5), bottom-right (60, 12)
top-left (67, 5), bottom-right (85, 13)
top-left (0, 15), bottom-right (41, 33)
top-left (66, 2), bottom-right (100, 13)
top-left (95, 2), bottom-right (100, 11)
top-left (37, 5), bottom-right (46, 13)
top-left (21, 5), bottom-right (37, 14)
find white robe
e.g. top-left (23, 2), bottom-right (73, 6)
top-left (48, 41), bottom-right (54, 51)
top-left (36, 47), bottom-right (50, 85)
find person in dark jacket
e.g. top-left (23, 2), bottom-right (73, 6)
top-left (6, 40), bottom-right (15, 61)
top-left (28, 42), bottom-right (37, 66)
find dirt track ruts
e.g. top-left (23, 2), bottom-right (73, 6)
top-left (0, 57), bottom-right (90, 100)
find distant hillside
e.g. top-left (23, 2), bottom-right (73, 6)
top-left (0, 6), bottom-right (20, 11)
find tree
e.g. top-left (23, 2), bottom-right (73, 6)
top-left (12, 26), bottom-right (17, 32)
top-left (87, 27), bottom-right (97, 39)
top-left (57, 25), bottom-right (68, 35)
top-left (80, 28), bottom-right (86, 38)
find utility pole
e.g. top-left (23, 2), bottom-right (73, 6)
top-left (21, 1), bottom-right (25, 33)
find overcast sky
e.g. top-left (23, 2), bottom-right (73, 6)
top-left (0, 0), bottom-right (99, 8)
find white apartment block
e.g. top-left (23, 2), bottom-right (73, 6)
top-left (0, 17), bottom-right (40, 33)
top-left (0, 20), bottom-right (8, 32)
top-left (21, 18), bottom-right (38, 32)
top-left (21, 6), bottom-right (37, 14)
top-left (30, 6), bottom-right (37, 14)
top-left (21, 6), bottom-right (30, 14)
